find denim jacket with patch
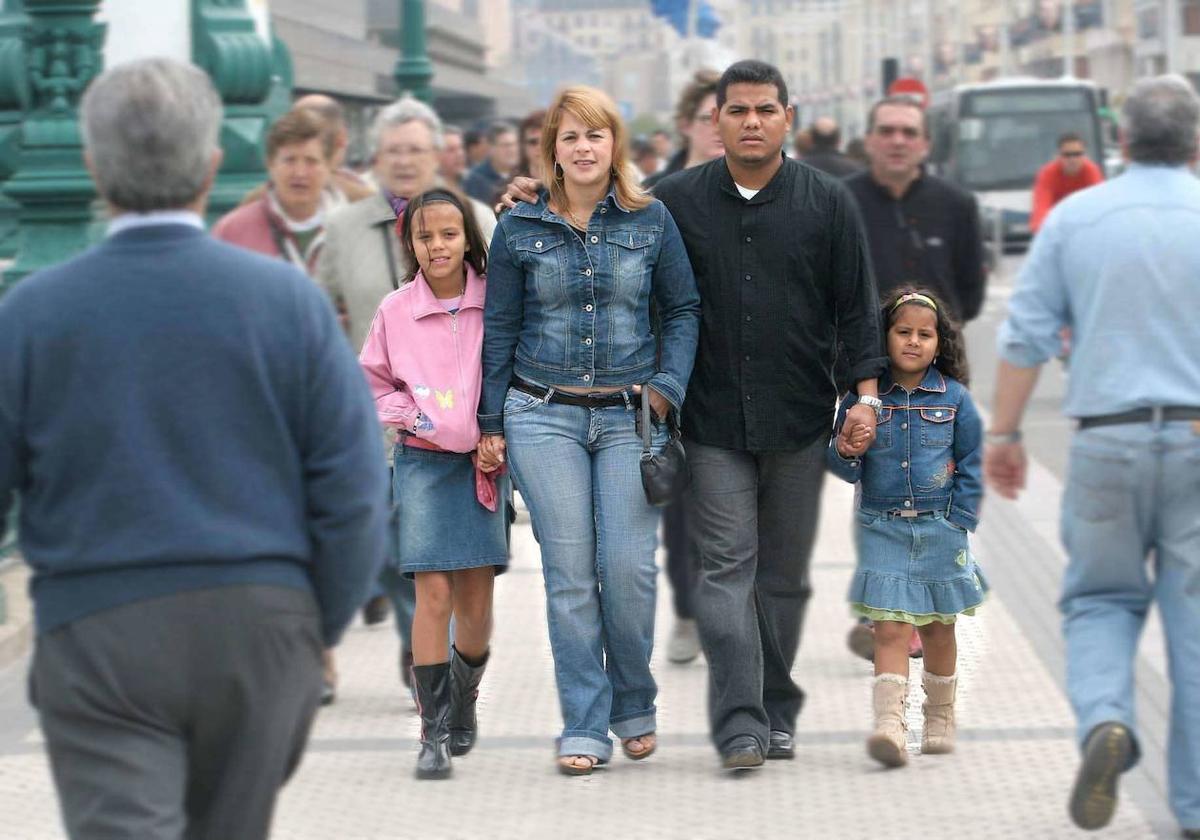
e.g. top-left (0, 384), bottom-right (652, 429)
top-left (478, 189), bottom-right (700, 435)
top-left (826, 366), bottom-right (983, 532)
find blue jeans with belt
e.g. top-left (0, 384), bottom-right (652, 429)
top-left (1060, 420), bottom-right (1200, 830)
top-left (502, 386), bottom-right (665, 761)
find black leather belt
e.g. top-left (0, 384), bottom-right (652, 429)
top-left (511, 379), bottom-right (630, 409)
top-left (1078, 406), bottom-right (1200, 430)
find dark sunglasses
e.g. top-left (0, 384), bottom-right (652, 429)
top-left (1061, 150), bottom-right (1085, 158)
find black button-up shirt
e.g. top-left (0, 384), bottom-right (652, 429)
top-left (654, 157), bottom-right (886, 452)
top-left (843, 170), bottom-right (986, 322)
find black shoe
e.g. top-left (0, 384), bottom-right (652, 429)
top-left (448, 646), bottom-right (489, 757)
top-left (1069, 722), bottom-right (1133, 830)
top-left (412, 662), bottom-right (453, 780)
top-left (720, 735), bottom-right (764, 770)
top-left (320, 680), bottom-right (336, 706)
top-left (766, 730), bottom-right (794, 760)
top-left (362, 594), bottom-right (390, 626)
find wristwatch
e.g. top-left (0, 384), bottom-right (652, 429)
top-left (986, 429), bottom-right (1023, 445)
top-left (856, 394), bottom-right (884, 420)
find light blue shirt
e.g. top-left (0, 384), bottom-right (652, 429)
top-left (107, 210), bottom-right (204, 237)
top-left (997, 163), bottom-right (1200, 417)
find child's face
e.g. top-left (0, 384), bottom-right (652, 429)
top-left (410, 202), bottom-right (467, 286)
top-left (887, 304), bottom-right (939, 378)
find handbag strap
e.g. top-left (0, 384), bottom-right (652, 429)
top-left (641, 387), bottom-right (653, 457)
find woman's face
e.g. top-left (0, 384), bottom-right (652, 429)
top-left (554, 111), bottom-right (614, 191)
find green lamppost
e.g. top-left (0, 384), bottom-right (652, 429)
top-left (1, 0), bottom-right (105, 290)
top-left (0, 0), bottom-right (32, 260)
top-left (394, 0), bottom-right (433, 104)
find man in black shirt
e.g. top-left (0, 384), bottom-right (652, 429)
top-left (801, 117), bottom-right (862, 178)
top-left (843, 96), bottom-right (986, 323)
top-left (653, 61), bottom-right (886, 769)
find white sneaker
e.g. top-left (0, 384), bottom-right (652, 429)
top-left (667, 618), bottom-right (701, 664)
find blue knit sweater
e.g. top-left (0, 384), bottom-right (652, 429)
top-left (0, 224), bottom-right (389, 645)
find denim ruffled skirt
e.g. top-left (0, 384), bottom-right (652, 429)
top-left (849, 508), bottom-right (988, 625)
top-left (393, 443), bottom-right (510, 579)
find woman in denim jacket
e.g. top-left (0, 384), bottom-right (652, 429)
top-left (828, 287), bottom-right (987, 769)
top-left (478, 86), bottom-right (700, 775)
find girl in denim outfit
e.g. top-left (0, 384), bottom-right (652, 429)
top-left (360, 189), bottom-right (510, 780)
top-left (828, 287), bottom-right (987, 769)
top-left (478, 87), bottom-right (700, 775)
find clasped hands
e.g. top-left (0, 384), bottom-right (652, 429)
top-left (834, 403), bottom-right (878, 459)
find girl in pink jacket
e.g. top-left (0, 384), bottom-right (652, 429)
top-left (359, 189), bottom-right (508, 781)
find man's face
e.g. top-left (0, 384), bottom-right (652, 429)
top-left (865, 103), bottom-right (929, 181)
top-left (1058, 139), bottom-right (1087, 176)
top-left (374, 121), bottom-right (438, 199)
top-left (682, 93), bottom-right (724, 162)
top-left (652, 132), bottom-right (673, 159)
top-left (439, 132), bottom-right (467, 183)
top-left (490, 130), bottom-right (519, 174)
top-left (716, 84), bottom-right (792, 167)
top-left (267, 137), bottom-right (331, 216)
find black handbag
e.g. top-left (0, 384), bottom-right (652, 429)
top-left (639, 387), bottom-right (690, 507)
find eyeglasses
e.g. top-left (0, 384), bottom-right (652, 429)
top-left (876, 126), bottom-right (921, 139)
top-left (1060, 150), bottom-right (1085, 158)
top-left (692, 110), bottom-right (715, 124)
top-left (524, 138), bottom-right (541, 147)
top-left (380, 146), bottom-right (434, 159)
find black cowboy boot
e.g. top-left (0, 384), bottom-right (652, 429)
top-left (448, 646), bottom-right (489, 757)
top-left (412, 662), bottom-right (452, 779)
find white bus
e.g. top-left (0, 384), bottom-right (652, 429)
top-left (927, 78), bottom-right (1106, 248)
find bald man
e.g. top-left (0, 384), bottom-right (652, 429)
top-left (802, 117), bottom-right (862, 178)
top-left (294, 93), bottom-right (374, 203)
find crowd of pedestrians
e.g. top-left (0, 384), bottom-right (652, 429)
top-left (0, 52), bottom-right (1197, 840)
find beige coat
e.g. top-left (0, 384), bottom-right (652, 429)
top-left (315, 191), bottom-right (497, 354)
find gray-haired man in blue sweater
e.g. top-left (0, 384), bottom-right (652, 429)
top-left (0, 58), bottom-right (389, 839)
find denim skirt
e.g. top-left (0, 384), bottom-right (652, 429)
top-left (849, 509), bottom-right (988, 625)
top-left (392, 443), bottom-right (510, 578)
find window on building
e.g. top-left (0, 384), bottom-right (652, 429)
top-left (1184, 0), bottom-right (1200, 36)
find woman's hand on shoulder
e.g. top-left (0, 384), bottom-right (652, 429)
top-left (495, 177), bottom-right (542, 213)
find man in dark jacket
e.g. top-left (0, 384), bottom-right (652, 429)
top-left (0, 58), bottom-right (389, 840)
top-left (801, 117), bottom-right (862, 178)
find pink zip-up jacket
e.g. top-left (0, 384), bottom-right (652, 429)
top-left (359, 265), bottom-right (486, 454)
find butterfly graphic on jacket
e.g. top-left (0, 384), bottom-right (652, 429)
top-left (434, 389), bottom-right (455, 410)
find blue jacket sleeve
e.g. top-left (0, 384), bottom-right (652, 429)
top-left (0, 295), bottom-right (24, 547)
top-left (825, 393), bottom-right (864, 484)
top-left (947, 386), bottom-right (984, 532)
top-left (647, 204), bottom-right (700, 411)
top-left (479, 222), bottom-right (524, 435)
top-left (300, 286), bottom-right (391, 646)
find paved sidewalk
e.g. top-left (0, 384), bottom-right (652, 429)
top-left (0, 477), bottom-right (1176, 839)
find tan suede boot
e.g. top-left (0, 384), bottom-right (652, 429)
top-left (867, 674), bottom-right (909, 768)
top-left (921, 672), bottom-right (958, 754)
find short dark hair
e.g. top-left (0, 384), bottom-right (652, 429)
top-left (867, 96), bottom-right (930, 138)
top-left (464, 128), bottom-right (484, 148)
top-left (1057, 131), bottom-right (1083, 147)
top-left (716, 60), bottom-right (788, 110)
top-left (486, 121), bottom-right (515, 144)
top-left (809, 121), bottom-right (840, 151)
top-left (399, 188), bottom-right (488, 285)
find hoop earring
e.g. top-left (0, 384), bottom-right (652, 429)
top-left (554, 161), bottom-right (564, 180)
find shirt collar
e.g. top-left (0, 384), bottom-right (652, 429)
top-left (879, 365), bottom-right (947, 395)
top-left (410, 263), bottom-right (486, 319)
top-left (867, 165), bottom-right (926, 201)
top-left (107, 210), bottom-right (204, 238)
top-left (510, 183), bottom-right (631, 221)
top-left (717, 152), bottom-right (789, 203)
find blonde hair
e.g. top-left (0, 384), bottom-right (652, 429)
top-left (541, 86), bottom-right (651, 213)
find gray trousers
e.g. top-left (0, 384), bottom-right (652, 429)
top-left (31, 585), bottom-right (323, 840)
top-left (686, 437), bottom-right (826, 752)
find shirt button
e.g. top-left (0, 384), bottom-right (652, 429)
top-left (903, 500), bottom-right (912, 508)
top-left (584, 268), bottom-right (592, 276)
top-left (584, 338), bottom-right (592, 345)
top-left (744, 354), bottom-right (751, 361)
top-left (745, 394), bottom-right (752, 401)
top-left (934, 411), bottom-right (943, 417)
top-left (582, 374), bottom-right (591, 382)
top-left (600, 207), bottom-right (607, 214)
top-left (901, 422), bottom-right (908, 430)
top-left (901, 460), bottom-right (909, 468)
top-left (745, 236), bottom-right (752, 243)
top-left (744, 274), bottom-right (751, 281)
top-left (584, 304), bottom-right (593, 312)
top-left (590, 235), bottom-right (599, 244)
top-left (745, 315), bottom-right (752, 322)
top-left (535, 241), bottom-right (543, 249)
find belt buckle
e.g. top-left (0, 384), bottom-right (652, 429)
top-left (898, 509), bottom-right (918, 518)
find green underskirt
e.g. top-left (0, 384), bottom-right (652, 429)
top-left (850, 603), bottom-right (979, 626)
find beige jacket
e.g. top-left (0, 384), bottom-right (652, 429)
top-left (315, 191), bottom-right (497, 353)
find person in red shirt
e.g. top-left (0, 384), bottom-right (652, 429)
top-left (1030, 132), bottom-right (1104, 232)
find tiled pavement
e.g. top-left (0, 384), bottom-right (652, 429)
top-left (0, 475), bottom-right (1178, 840)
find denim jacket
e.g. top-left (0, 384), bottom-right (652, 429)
top-left (826, 366), bottom-right (984, 532)
top-left (478, 189), bottom-right (701, 435)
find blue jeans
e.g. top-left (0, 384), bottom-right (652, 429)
top-left (503, 387), bottom-right (664, 761)
top-left (1060, 421), bottom-right (1200, 830)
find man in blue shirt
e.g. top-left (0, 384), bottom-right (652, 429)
top-left (985, 75), bottom-right (1200, 838)
top-left (0, 59), bottom-right (389, 839)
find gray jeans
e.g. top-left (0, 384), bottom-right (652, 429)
top-left (31, 585), bottom-right (323, 840)
top-left (686, 437), bottom-right (826, 751)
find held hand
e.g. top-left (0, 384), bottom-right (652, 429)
top-left (495, 176), bottom-right (542, 213)
top-left (984, 442), bottom-right (1027, 500)
top-left (844, 403), bottom-right (878, 443)
top-left (632, 384), bottom-right (670, 421)
top-left (837, 422), bottom-right (872, 457)
top-left (477, 434), bottom-right (506, 471)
